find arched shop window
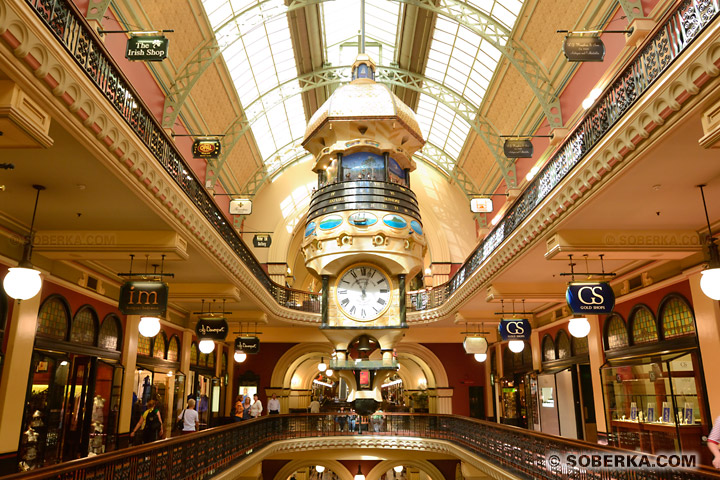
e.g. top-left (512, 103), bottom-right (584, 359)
top-left (37, 295), bottom-right (70, 340)
top-left (98, 314), bottom-right (121, 351)
top-left (630, 305), bottom-right (658, 344)
top-left (521, 342), bottom-right (532, 367)
top-left (556, 330), bottom-right (571, 360)
top-left (167, 336), bottom-right (180, 362)
top-left (571, 334), bottom-right (589, 356)
top-left (70, 306), bottom-right (98, 345)
top-left (190, 343), bottom-right (198, 365)
top-left (207, 351), bottom-right (215, 369)
top-left (659, 294), bottom-right (696, 339)
top-left (137, 334), bottom-right (151, 356)
top-left (604, 314), bottom-right (629, 350)
top-left (153, 332), bottom-right (166, 360)
top-left (542, 335), bottom-right (556, 362)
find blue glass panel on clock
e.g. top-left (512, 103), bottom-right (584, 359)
top-left (304, 221), bottom-right (316, 237)
top-left (319, 215), bottom-right (343, 230)
top-left (342, 152), bottom-right (385, 182)
top-left (410, 220), bottom-right (423, 235)
top-left (383, 214), bottom-right (407, 229)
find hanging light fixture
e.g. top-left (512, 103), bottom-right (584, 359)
top-left (393, 466), bottom-right (404, 473)
top-left (138, 316), bottom-right (161, 337)
top-left (199, 339), bottom-right (215, 354)
top-left (318, 357), bottom-right (327, 372)
top-left (325, 368), bottom-right (334, 377)
top-left (354, 465), bottom-right (365, 480)
top-left (698, 185), bottom-right (720, 300)
top-left (316, 466), bottom-right (326, 473)
top-left (234, 351), bottom-right (247, 363)
top-left (568, 317), bottom-right (591, 338)
top-left (474, 353), bottom-right (487, 362)
top-left (508, 340), bottom-right (525, 353)
top-left (3, 185), bottom-right (45, 300)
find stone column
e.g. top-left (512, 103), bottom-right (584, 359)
top-left (181, 330), bottom-right (193, 399)
top-left (0, 294), bottom-right (42, 457)
top-left (586, 314), bottom-right (607, 437)
top-left (225, 347), bottom-right (236, 416)
top-left (118, 315), bottom-right (140, 434)
top-left (689, 271), bottom-right (720, 420)
top-left (530, 329), bottom-right (542, 371)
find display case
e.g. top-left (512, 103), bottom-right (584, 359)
top-left (601, 350), bottom-right (710, 462)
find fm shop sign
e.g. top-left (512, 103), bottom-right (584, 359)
top-left (498, 318), bottom-right (532, 341)
top-left (566, 282), bottom-right (615, 314)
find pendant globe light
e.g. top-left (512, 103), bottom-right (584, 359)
top-left (508, 340), bottom-right (525, 353)
top-left (3, 185), bottom-right (45, 300)
top-left (234, 349), bottom-right (247, 363)
top-left (699, 185), bottom-right (720, 300)
top-left (318, 357), bottom-right (327, 372)
top-left (354, 466), bottom-right (365, 480)
top-left (138, 316), bottom-right (161, 337)
top-left (199, 339), bottom-right (215, 354)
top-left (474, 353), bottom-right (487, 362)
top-left (568, 317), bottom-right (591, 338)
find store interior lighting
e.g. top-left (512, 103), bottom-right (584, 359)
top-left (318, 357), bottom-right (327, 372)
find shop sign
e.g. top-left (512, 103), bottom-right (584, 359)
top-left (195, 317), bottom-right (229, 341)
top-left (125, 35), bottom-right (169, 62)
top-left (235, 336), bottom-right (260, 354)
top-left (498, 318), bottom-right (532, 341)
top-left (503, 139), bottom-right (533, 158)
top-left (252, 234), bottom-right (271, 248)
top-left (229, 198), bottom-right (252, 215)
top-left (470, 197), bottom-right (493, 213)
top-left (563, 36), bottom-right (605, 62)
top-left (118, 281), bottom-right (168, 315)
top-left (192, 138), bottom-right (221, 159)
top-left (566, 282), bottom-right (615, 314)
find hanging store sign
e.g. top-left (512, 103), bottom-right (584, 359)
top-left (229, 198), bottom-right (252, 215)
top-left (503, 139), bottom-right (533, 158)
top-left (118, 281), bottom-right (168, 315)
top-left (470, 197), bottom-right (494, 213)
top-left (235, 336), bottom-right (260, 354)
top-left (125, 35), bottom-right (169, 62)
top-left (563, 36), bottom-right (605, 62)
top-left (192, 138), bottom-right (221, 159)
top-left (195, 317), bottom-right (229, 341)
top-left (498, 318), bottom-right (532, 341)
top-left (252, 234), bottom-right (272, 248)
top-left (566, 282), bottom-right (615, 314)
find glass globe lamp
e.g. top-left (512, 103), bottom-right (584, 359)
top-left (700, 267), bottom-right (720, 300)
top-left (508, 340), bottom-right (525, 353)
top-left (138, 316), bottom-right (161, 337)
top-left (474, 353), bottom-right (487, 362)
top-left (3, 267), bottom-right (42, 300)
top-left (234, 351), bottom-right (247, 363)
top-left (199, 339), bottom-right (215, 354)
top-left (568, 317), bottom-right (591, 338)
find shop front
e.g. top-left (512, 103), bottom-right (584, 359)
top-left (20, 294), bottom-right (124, 470)
top-left (133, 330), bottom-right (182, 437)
top-left (188, 342), bottom-right (225, 428)
top-left (600, 293), bottom-right (712, 464)
top-left (499, 341), bottom-right (532, 428)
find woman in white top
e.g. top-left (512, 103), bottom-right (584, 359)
top-left (178, 398), bottom-right (200, 434)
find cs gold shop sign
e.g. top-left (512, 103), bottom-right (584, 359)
top-left (118, 281), bottom-right (169, 315)
top-left (192, 138), bottom-right (222, 159)
top-left (566, 282), bottom-right (615, 314)
top-left (498, 318), bottom-right (532, 341)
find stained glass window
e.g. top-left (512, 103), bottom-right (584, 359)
top-left (70, 307), bottom-right (97, 345)
top-left (556, 331), bottom-right (571, 359)
top-left (153, 333), bottom-right (166, 360)
top-left (98, 315), bottom-right (120, 350)
top-left (222, 352), bottom-right (227, 372)
top-left (660, 296), bottom-right (695, 338)
top-left (37, 296), bottom-right (69, 339)
top-left (190, 343), bottom-right (198, 365)
top-left (137, 334), bottom-right (151, 356)
top-left (521, 343), bottom-right (532, 367)
top-left (167, 336), bottom-right (179, 362)
top-left (631, 306), bottom-right (658, 344)
top-left (208, 351), bottom-right (215, 368)
top-left (571, 334), bottom-right (589, 356)
top-left (605, 314), bottom-right (628, 350)
top-left (542, 335), bottom-right (556, 362)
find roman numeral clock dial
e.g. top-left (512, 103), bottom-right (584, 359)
top-left (335, 265), bottom-right (392, 322)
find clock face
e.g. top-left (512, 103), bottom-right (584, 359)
top-left (336, 265), bottom-right (391, 321)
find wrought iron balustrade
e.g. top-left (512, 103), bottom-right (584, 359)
top-left (22, 0), bottom-right (720, 316)
top-left (407, 0), bottom-right (720, 312)
top-left (4, 413), bottom-right (720, 479)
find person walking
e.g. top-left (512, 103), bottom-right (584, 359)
top-left (708, 415), bottom-right (720, 469)
top-left (250, 393), bottom-right (263, 418)
top-left (233, 395), bottom-right (244, 422)
top-left (130, 398), bottom-right (164, 444)
top-left (242, 396), bottom-right (252, 420)
top-left (268, 394), bottom-right (280, 414)
top-left (177, 398), bottom-right (200, 434)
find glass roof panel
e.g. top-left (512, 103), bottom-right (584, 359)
top-left (415, 0), bottom-right (523, 171)
top-left (201, 0), bottom-right (306, 172)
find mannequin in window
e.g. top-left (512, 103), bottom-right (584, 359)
top-left (92, 395), bottom-right (105, 424)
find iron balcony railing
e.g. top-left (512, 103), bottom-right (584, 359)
top-left (24, 0), bottom-right (719, 315)
top-left (4, 413), bottom-right (720, 480)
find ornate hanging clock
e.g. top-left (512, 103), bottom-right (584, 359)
top-left (335, 264), bottom-right (392, 322)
